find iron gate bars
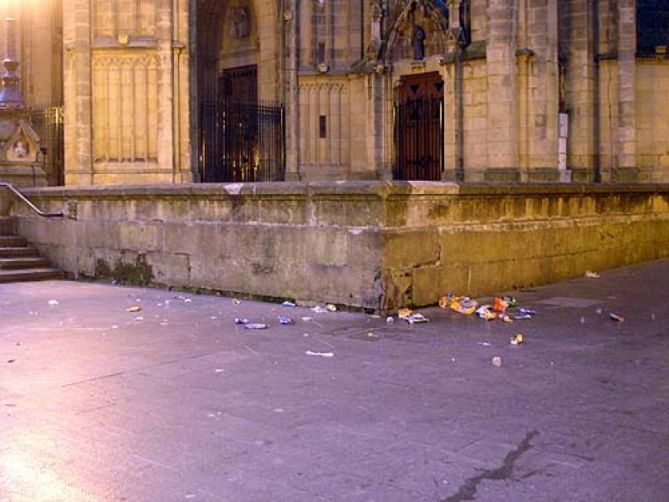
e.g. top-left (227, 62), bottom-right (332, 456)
top-left (30, 106), bottom-right (64, 186)
top-left (199, 101), bottom-right (285, 183)
top-left (394, 96), bottom-right (444, 181)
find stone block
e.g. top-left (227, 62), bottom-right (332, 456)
top-left (383, 229), bottom-right (440, 269)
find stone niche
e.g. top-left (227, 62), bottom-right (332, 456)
top-left (0, 109), bottom-right (46, 187)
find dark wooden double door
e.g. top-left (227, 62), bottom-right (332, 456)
top-left (395, 72), bottom-right (444, 181)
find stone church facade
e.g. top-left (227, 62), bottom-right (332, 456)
top-left (4, 0), bottom-right (669, 186)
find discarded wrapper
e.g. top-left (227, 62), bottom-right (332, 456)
top-left (492, 356), bottom-right (502, 367)
top-left (126, 305), bottom-right (142, 313)
top-left (386, 316), bottom-right (395, 323)
top-left (281, 301), bottom-right (297, 308)
top-left (493, 297), bottom-right (509, 313)
top-left (439, 294), bottom-right (478, 315)
top-left (476, 306), bottom-right (496, 321)
top-left (585, 270), bottom-right (600, 278)
top-left (244, 323), bottom-right (268, 330)
top-left (305, 350), bottom-right (334, 358)
top-left (398, 308), bottom-right (413, 319)
top-left (510, 334), bottom-right (524, 345)
top-left (609, 312), bottom-right (625, 323)
top-left (234, 318), bottom-right (250, 325)
top-left (326, 304), bottom-right (337, 312)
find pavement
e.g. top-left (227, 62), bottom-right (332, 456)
top-left (1, 259), bottom-right (669, 502)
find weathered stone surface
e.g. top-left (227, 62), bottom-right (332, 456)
top-left (9, 182), bottom-right (669, 312)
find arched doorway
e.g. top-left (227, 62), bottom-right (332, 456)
top-left (196, 0), bottom-right (284, 182)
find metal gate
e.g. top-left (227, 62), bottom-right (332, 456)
top-left (199, 101), bottom-right (285, 182)
top-left (395, 96), bottom-right (444, 181)
top-left (30, 106), bottom-right (64, 186)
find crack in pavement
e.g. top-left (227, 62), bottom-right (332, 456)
top-left (443, 430), bottom-right (539, 502)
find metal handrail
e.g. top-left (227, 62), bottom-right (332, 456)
top-left (0, 182), bottom-right (64, 218)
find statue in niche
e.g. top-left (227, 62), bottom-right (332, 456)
top-left (412, 26), bottom-right (426, 60)
top-left (14, 139), bottom-right (27, 158)
top-left (229, 6), bottom-right (250, 39)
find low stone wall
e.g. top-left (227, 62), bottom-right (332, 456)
top-left (3, 182), bottom-right (669, 311)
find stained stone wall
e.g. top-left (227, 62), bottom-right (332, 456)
top-left (5, 182), bottom-right (669, 311)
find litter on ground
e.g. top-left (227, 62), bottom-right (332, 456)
top-left (126, 305), bottom-right (142, 312)
top-left (278, 316), bottom-right (295, 325)
top-left (305, 351), bottom-right (334, 358)
top-left (585, 270), bottom-right (600, 278)
top-left (244, 323), bottom-right (268, 330)
top-left (610, 313), bottom-right (625, 323)
top-left (510, 334), bottom-right (524, 345)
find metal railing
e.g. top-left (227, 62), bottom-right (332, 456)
top-left (0, 182), bottom-right (63, 218)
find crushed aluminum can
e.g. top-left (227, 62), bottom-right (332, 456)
top-left (503, 296), bottom-right (519, 308)
top-left (278, 316), bottom-right (295, 325)
top-left (406, 313), bottom-right (430, 324)
top-left (244, 323), bottom-right (268, 330)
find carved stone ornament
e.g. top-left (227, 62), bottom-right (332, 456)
top-left (14, 139), bottom-right (27, 158)
top-left (229, 6), bottom-right (251, 39)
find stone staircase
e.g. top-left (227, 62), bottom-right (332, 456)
top-left (0, 216), bottom-right (64, 283)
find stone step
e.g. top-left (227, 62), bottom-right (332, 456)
top-left (0, 246), bottom-right (39, 258)
top-left (0, 217), bottom-right (15, 235)
top-left (0, 267), bottom-right (65, 283)
top-left (0, 256), bottom-right (50, 270)
top-left (0, 235), bottom-right (26, 247)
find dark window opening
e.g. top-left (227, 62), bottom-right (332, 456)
top-left (637, 0), bottom-right (669, 56)
top-left (319, 115), bottom-right (327, 138)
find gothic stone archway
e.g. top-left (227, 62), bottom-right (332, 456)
top-left (195, 0), bottom-right (284, 182)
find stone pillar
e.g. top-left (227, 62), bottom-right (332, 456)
top-left (367, 67), bottom-right (388, 179)
top-left (442, 0), bottom-right (465, 182)
top-left (284, 1), bottom-right (301, 180)
top-left (565, 0), bottom-right (598, 182)
top-left (156, 0), bottom-right (175, 178)
top-left (485, 0), bottom-right (519, 181)
top-left (63, 0), bottom-right (93, 185)
top-left (522, 0), bottom-right (560, 181)
top-left (615, 0), bottom-right (637, 181)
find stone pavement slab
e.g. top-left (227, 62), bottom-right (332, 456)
top-left (1, 259), bottom-right (669, 501)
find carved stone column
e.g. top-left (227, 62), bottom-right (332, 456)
top-left (284, 2), bottom-right (300, 180)
top-left (485, 0), bottom-right (519, 181)
top-left (63, 0), bottom-right (93, 185)
top-left (442, 0), bottom-right (465, 181)
top-left (615, 0), bottom-right (637, 181)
